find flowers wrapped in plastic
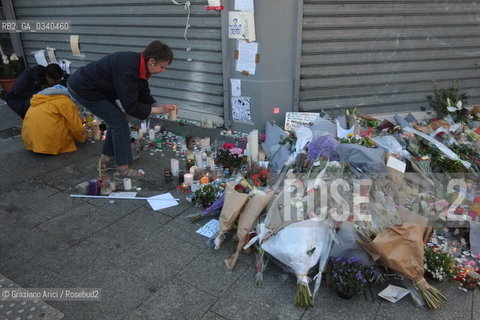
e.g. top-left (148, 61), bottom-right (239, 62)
top-left (224, 189), bottom-right (273, 270)
top-left (260, 218), bottom-right (334, 307)
top-left (358, 222), bottom-right (446, 309)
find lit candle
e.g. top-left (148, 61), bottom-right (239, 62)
top-left (195, 152), bottom-right (203, 169)
top-left (200, 176), bottom-right (209, 184)
top-left (148, 129), bottom-right (155, 141)
top-left (183, 173), bottom-right (193, 186)
top-left (170, 158), bottom-right (179, 177)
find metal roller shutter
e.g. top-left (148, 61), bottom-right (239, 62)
top-left (300, 0), bottom-right (480, 115)
top-left (13, 0), bottom-right (224, 125)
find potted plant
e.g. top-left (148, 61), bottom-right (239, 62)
top-left (0, 53), bottom-right (22, 92)
top-left (326, 256), bottom-right (375, 299)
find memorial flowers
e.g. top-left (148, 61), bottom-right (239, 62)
top-left (326, 256), bottom-right (375, 299)
top-left (0, 53), bottom-right (21, 79)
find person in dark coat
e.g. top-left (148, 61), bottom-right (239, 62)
top-left (67, 40), bottom-right (178, 179)
top-left (5, 63), bottom-right (64, 119)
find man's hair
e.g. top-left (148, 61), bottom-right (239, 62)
top-left (143, 40), bottom-right (173, 64)
top-left (45, 63), bottom-right (64, 80)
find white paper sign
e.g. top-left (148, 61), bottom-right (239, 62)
top-left (336, 120), bottom-right (356, 139)
top-left (196, 219), bottom-right (220, 238)
top-left (230, 78), bottom-right (241, 96)
top-left (284, 112), bottom-right (320, 131)
top-left (378, 285), bottom-right (410, 303)
top-left (147, 193), bottom-right (179, 211)
top-left (231, 97), bottom-right (251, 122)
top-left (58, 59), bottom-right (71, 74)
top-left (110, 192), bottom-right (138, 198)
top-left (387, 156), bottom-right (406, 173)
top-left (33, 50), bottom-right (48, 67)
top-left (46, 47), bottom-right (58, 64)
top-left (70, 35), bottom-right (84, 57)
top-left (235, 40), bottom-right (258, 75)
top-left (235, 0), bottom-right (254, 12)
top-left (228, 11), bottom-right (256, 41)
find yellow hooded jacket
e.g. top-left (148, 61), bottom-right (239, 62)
top-left (22, 94), bottom-right (86, 155)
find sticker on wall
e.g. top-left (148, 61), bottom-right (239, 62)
top-left (231, 97), bottom-right (251, 122)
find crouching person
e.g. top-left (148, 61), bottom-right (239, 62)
top-left (21, 84), bottom-right (86, 155)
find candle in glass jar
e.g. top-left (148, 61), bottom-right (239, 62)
top-left (195, 152), bottom-right (203, 169)
top-left (183, 173), bottom-right (193, 186)
top-left (154, 125), bottom-right (161, 133)
top-left (148, 129), bottom-right (155, 141)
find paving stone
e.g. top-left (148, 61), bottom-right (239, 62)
top-left (36, 202), bottom-right (129, 246)
top-left (52, 261), bottom-right (152, 320)
top-left (211, 266), bottom-right (304, 320)
top-left (375, 280), bottom-right (473, 320)
top-left (88, 206), bottom-right (172, 253)
top-left (158, 218), bottom-right (212, 249)
top-left (201, 311), bottom-right (228, 320)
top-left (36, 161), bottom-right (98, 191)
top-left (176, 244), bottom-right (251, 297)
top-left (108, 230), bottom-right (203, 286)
top-left (301, 281), bottom-right (379, 320)
top-left (124, 277), bottom-right (217, 320)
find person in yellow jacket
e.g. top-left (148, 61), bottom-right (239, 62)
top-left (22, 84), bottom-right (86, 154)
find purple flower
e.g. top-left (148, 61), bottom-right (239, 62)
top-left (307, 135), bottom-right (340, 162)
top-left (229, 147), bottom-right (243, 155)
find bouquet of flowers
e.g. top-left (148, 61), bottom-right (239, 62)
top-left (325, 256), bottom-right (375, 299)
top-left (194, 183), bottom-right (221, 209)
top-left (424, 246), bottom-right (457, 281)
top-left (260, 218), bottom-right (333, 307)
top-left (358, 223), bottom-right (446, 309)
top-left (215, 143), bottom-right (246, 172)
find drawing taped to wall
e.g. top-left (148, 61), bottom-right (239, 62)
top-left (231, 97), bottom-right (251, 122)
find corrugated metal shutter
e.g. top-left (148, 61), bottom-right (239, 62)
top-left (13, 0), bottom-right (224, 125)
top-left (300, 0), bottom-right (480, 115)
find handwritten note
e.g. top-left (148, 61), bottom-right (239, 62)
top-left (196, 219), bottom-right (220, 238)
top-left (33, 50), bottom-right (48, 67)
top-left (235, 40), bottom-right (258, 75)
top-left (284, 112), bottom-right (320, 131)
top-left (230, 78), bottom-right (241, 96)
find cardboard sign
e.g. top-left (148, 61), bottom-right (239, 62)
top-left (284, 112), bottom-right (320, 131)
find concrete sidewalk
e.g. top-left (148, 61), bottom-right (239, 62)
top-left (0, 102), bottom-right (478, 319)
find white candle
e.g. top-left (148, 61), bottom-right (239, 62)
top-left (93, 125), bottom-right (101, 140)
top-left (169, 110), bottom-right (177, 121)
top-left (154, 125), bottom-right (161, 133)
top-left (200, 137), bottom-right (210, 148)
top-left (141, 121), bottom-right (147, 132)
top-left (170, 158), bottom-right (179, 177)
top-left (123, 178), bottom-right (132, 191)
top-left (148, 129), bottom-right (155, 141)
top-left (248, 129), bottom-right (259, 164)
top-left (183, 173), bottom-right (193, 186)
top-left (207, 157), bottom-right (215, 169)
top-left (191, 180), bottom-right (199, 192)
top-left (195, 152), bottom-right (203, 169)
top-left (138, 128), bottom-right (144, 138)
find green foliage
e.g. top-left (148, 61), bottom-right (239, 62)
top-left (194, 183), bottom-right (220, 209)
top-left (427, 81), bottom-right (468, 120)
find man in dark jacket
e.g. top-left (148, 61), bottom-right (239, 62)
top-left (5, 64), bottom-right (64, 118)
top-left (67, 40), bottom-right (178, 179)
